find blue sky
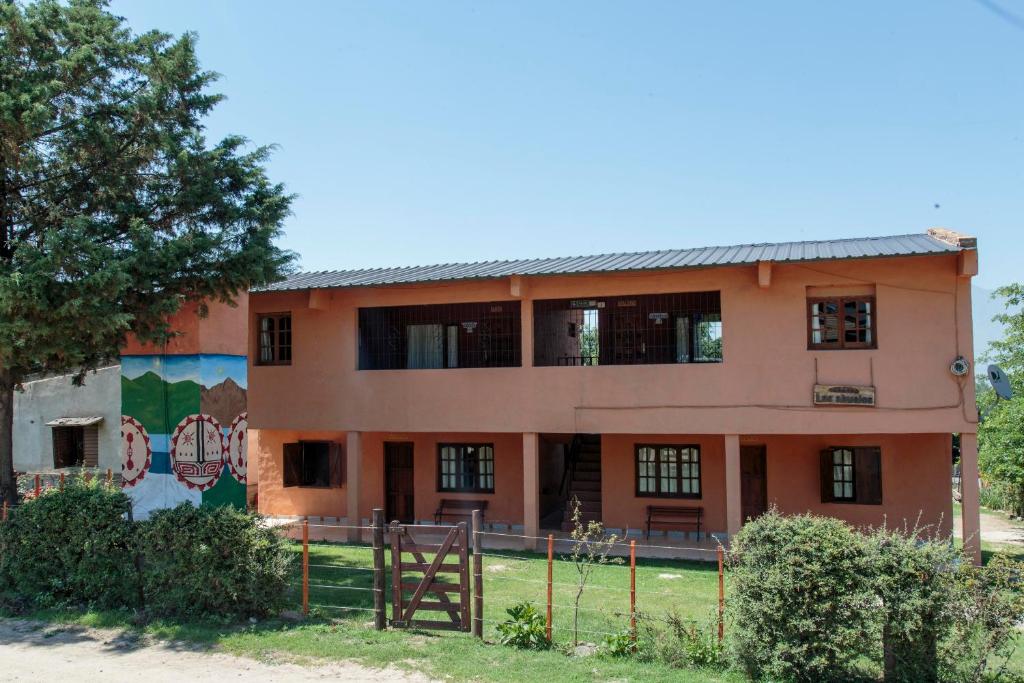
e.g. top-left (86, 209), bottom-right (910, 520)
top-left (109, 1), bottom-right (1022, 292)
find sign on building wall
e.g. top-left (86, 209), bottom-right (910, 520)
top-left (813, 384), bottom-right (876, 407)
top-left (120, 354), bottom-right (247, 519)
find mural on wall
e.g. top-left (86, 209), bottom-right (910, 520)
top-left (120, 354), bottom-right (247, 518)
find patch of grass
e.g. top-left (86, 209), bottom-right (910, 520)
top-left (9, 540), bottom-right (739, 681)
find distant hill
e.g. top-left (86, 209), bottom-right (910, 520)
top-left (973, 285), bottom-right (1007, 361)
top-left (122, 371), bottom-right (200, 435)
top-left (200, 377), bottom-right (247, 426)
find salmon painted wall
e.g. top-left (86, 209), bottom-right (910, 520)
top-left (248, 254), bottom-right (977, 437)
top-left (602, 432), bottom-right (951, 535)
top-left (123, 296), bottom-right (249, 356)
top-left (601, 434), bottom-right (727, 534)
top-left (254, 430), bottom-right (524, 524)
top-left (748, 433), bottom-right (954, 536)
top-left (252, 429), bottom-right (348, 518)
top-left (360, 432), bottom-right (524, 525)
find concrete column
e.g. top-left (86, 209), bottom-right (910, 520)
top-left (725, 434), bottom-right (742, 538)
top-left (960, 432), bottom-right (982, 565)
top-left (346, 431), bottom-right (363, 542)
top-left (521, 298), bottom-right (533, 367)
top-left (523, 432), bottom-right (540, 549)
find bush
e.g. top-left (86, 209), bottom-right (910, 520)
top-left (636, 611), bottom-right (725, 670)
top-left (137, 503), bottom-right (292, 619)
top-left (941, 554), bottom-right (1024, 682)
top-left (727, 510), bottom-right (876, 682)
top-left (600, 629), bottom-right (635, 658)
top-left (495, 601), bottom-right (551, 650)
top-left (864, 525), bottom-right (960, 682)
top-left (0, 480), bottom-right (138, 609)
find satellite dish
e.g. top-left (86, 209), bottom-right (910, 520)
top-left (988, 364), bottom-right (1013, 401)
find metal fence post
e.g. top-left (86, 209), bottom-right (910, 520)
top-left (630, 539), bottom-right (637, 646)
top-left (717, 544), bottom-right (725, 643)
top-left (302, 519), bottom-right (310, 616)
top-left (546, 533), bottom-right (554, 642)
top-left (372, 508), bottom-right (386, 630)
top-left (59, 472), bottom-right (65, 492)
top-left (34, 474), bottom-right (40, 497)
top-left (472, 509), bottom-right (483, 638)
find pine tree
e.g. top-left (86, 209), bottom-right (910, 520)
top-left (0, 0), bottom-right (294, 502)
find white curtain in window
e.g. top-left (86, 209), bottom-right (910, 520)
top-left (407, 324), bottom-right (443, 369)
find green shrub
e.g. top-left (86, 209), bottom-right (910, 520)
top-left (0, 480), bottom-right (138, 610)
top-left (600, 629), bottom-right (635, 658)
top-left (864, 525), bottom-right (960, 682)
top-left (137, 504), bottom-right (292, 619)
top-left (727, 509), bottom-right (875, 682)
top-left (636, 611), bottom-right (724, 670)
top-left (495, 601), bottom-right (551, 650)
top-left (940, 554), bottom-right (1024, 682)
top-left (978, 482), bottom-right (1017, 516)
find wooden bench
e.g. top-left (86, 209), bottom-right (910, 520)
top-left (434, 499), bottom-right (487, 526)
top-left (646, 505), bottom-right (703, 539)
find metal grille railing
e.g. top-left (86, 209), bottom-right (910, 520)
top-left (358, 301), bottom-right (522, 370)
top-left (533, 291), bottom-right (722, 367)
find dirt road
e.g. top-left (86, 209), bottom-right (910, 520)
top-left (0, 620), bottom-right (433, 682)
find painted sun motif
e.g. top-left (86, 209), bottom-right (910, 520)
top-left (170, 413), bottom-right (225, 491)
top-left (227, 412), bottom-right (248, 484)
top-left (120, 415), bottom-right (152, 488)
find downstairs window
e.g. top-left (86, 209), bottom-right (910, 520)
top-left (283, 441), bottom-right (344, 488)
top-left (819, 446), bottom-right (881, 504)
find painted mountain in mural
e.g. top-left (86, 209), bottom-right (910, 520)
top-left (200, 377), bottom-right (247, 427)
top-left (121, 371), bottom-right (200, 435)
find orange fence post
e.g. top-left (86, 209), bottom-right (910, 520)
top-left (2, 501), bottom-right (7, 521)
top-left (34, 474), bottom-right (40, 497)
top-left (717, 545), bottom-right (725, 643)
top-left (59, 472), bottom-right (65, 492)
top-left (106, 468), bottom-right (112, 484)
top-left (546, 534), bottom-right (554, 642)
top-left (302, 519), bottom-right (310, 616)
top-left (630, 539), bottom-right (637, 645)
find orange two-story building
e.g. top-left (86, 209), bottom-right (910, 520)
top-left (248, 229), bottom-right (982, 562)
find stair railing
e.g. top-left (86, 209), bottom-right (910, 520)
top-left (559, 434), bottom-right (583, 497)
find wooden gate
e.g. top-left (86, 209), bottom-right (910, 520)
top-left (389, 522), bottom-right (470, 631)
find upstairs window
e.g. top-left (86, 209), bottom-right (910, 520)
top-left (359, 302), bottom-right (521, 370)
top-left (438, 443), bottom-right (495, 493)
top-left (283, 441), bottom-right (344, 488)
top-left (258, 313), bottom-right (292, 365)
top-left (534, 291), bottom-right (722, 367)
top-left (819, 446), bottom-right (881, 504)
top-left (808, 297), bottom-right (875, 350)
top-left (635, 444), bottom-right (701, 498)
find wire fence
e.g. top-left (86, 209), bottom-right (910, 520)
top-left (271, 511), bottom-right (725, 646)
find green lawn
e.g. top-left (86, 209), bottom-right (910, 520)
top-left (16, 536), bottom-right (1024, 681)
top-left (297, 539), bottom-right (723, 642)
top-left (19, 540), bottom-right (739, 683)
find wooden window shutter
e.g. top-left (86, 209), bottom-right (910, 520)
top-left (83, 427), bottom-right (99, 467)
top-left (283, 443), bottom-right (302, 487)
top-left (855, 447), bottom-right (882, 505)
top-left (819, 449), bottom-right (834, 503)
top-left (329, 442), bottom-right (345, 487)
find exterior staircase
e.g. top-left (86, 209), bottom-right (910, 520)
top-left (561, 434), bottom-right (602, 531)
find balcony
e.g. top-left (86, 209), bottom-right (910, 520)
top-left (533, 291), bottom-right (722, 367)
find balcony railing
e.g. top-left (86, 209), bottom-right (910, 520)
top-left (533, 291), bottom-right (723, 367)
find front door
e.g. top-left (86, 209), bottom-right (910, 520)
top-left (385, 442), bottom-right (415, 524)
top-left (740, 445), bottom-right (767, 524)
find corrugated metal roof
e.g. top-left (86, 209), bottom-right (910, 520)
top-left (261, 232), bottom-right (964, 292)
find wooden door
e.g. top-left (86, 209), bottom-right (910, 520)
top-left (740, 445), bottom-right (767, 523)
top-left (385, 442), bottom-right (415, 523)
